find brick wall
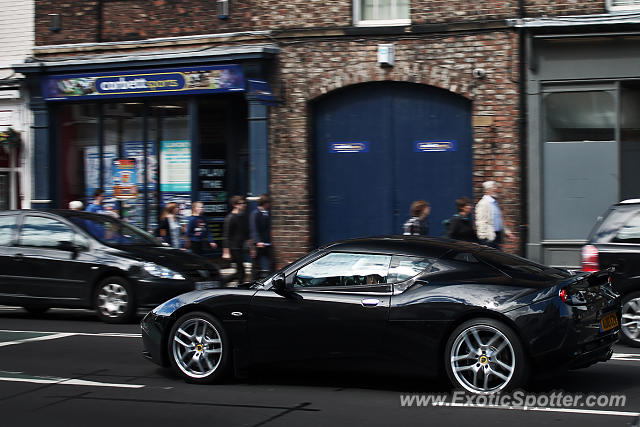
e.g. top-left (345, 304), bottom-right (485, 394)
top-left (35, 1), bottom-right (613, 46)
top-left (270, 31), bottom-right (521, 263)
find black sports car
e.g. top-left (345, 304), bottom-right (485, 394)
top-left (141, 236), bottom-right (620, 394)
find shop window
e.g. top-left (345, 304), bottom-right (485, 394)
top-left (59, 104), bottom-right (99, 210)
top-left (543, 91), bottom-right (615, 142)
top-left (542, 89), bottom-right (618, 240)
top-left (354, 0), bottom-right (410, 26)
top-left (621, 86), bottom-right (640, 200)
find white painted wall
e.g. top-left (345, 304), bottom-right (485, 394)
top-left (0, 0), bottom-right (34, 208)
top-left (0, 0), bottom-right (35, 77)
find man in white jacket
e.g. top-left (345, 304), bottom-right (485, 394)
top-left (475, 181), bottom-right (513, 249)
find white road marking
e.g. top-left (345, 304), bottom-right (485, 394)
top-left (611, 353), bottom-right (640, 362)
top-left (0, 329), bottom-right (141, 337)
top-left (0, 332), bottom-right (76, 347)
top-left (435, 402), bottom-right (640, 418)
top-left (0, 374), bottom-right (144, 389)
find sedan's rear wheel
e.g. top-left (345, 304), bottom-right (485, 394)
top-left (168, 312), bottom-right (230, 384)
top-left (620, 292), bottom-right (640, 347)
top-left (445, 318), bottom-right (527, 394)
top-left (94, 277), bottom-right (136, 323)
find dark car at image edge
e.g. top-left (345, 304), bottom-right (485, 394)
top-left (583, 198), bottom-right (640, 347)
top-left (0, 209), bottom-right (221, 323)
top-left (142, 236), bottom-right (620, 394)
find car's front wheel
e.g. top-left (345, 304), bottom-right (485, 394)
top-left (620, 291), bottom-right (640, 347)
top-left (445, 318), bottom-right (528, 394)
top-left (168, 312), bottom-right (230, 384)
top-left (94, 276), bottom-right (136, 323)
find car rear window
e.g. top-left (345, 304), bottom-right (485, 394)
top-left (589, 204), bottom-right (640, 243)
top-left (0, 215), bottom-right (16, 246)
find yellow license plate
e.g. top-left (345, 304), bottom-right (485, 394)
top-left (600, 312), bottom-right (619, 332)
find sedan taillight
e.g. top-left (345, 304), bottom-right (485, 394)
top-left (581, 244), bottom-right (599, 272)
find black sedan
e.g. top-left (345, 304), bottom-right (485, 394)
top-left (582, 199), bottom-right (640, 346)
top-left (0, 209), bottom-right (221, 323)
top-left (141, 236), bottom-right (620, 394)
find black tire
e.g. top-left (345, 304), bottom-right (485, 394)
top-left (93, 276), bottom-right (136, 323)
top-left (167, 311), bottom-right (230, 384)
top-left (22, 306), bottom-right (50, 315)
top-left (444, 318), bottom-right (528, 394)
top-left (620, 291), bottom-right (640, 347)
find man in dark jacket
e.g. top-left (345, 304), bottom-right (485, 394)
top-left (222, 195), bottom-right (249, 284)
top-left (447, 197), bottom-right (477, 242)
top-left (250, 194), bottom-right (275, 279)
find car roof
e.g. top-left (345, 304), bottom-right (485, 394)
top-left (320, 235), bottom-right (480, 258)
top-left (0, 209), bottom-right (118, 220)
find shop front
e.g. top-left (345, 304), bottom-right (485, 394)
top-left (15, 47), bottom-right (277, 245)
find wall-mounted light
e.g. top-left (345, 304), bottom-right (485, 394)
top-left (217, 0), bottom-right (229, 19)
top-left (49, 13), bottom-right (61, 32)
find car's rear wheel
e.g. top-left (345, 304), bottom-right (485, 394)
top-left (620, 292), bottom-right (640, 347)
top-left (94, 276), bottom-right (136, 323)
top-left (445, 318), bottom-right (527, 394)
top-left (168, 312), bottom-right (230, 384)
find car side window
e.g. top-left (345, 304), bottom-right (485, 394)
top-left (19, 216), bottom-right (75, 248)
top-left (0, 215), bottom-right (17, 246)
top-left (388, 255), bottom-right (436, 283)
top-left (294, 252), bottom-right (391, 288)
top-left (613, 212), bottom-right (640, 243)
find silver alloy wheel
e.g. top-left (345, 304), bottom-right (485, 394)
top-left (450, 324), bottom-right (515, 394)
top-left (97, 282), bottom-right (129, 318)
top-left (621, 296), bottom-right (640, 344)
top-left (172, 317), bottom-right (223, 379)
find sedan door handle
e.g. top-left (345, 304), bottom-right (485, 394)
top-left (13, 253), bottom-right (24, 261)
top-left (361, 298), bottom-right (380, 307)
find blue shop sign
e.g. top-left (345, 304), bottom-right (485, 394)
top-left (414, 140), bottom-right (457, 152)
top-left (42, 65), bottom-right (245, 101)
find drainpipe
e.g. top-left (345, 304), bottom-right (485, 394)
top-left (517, 0), bottom-right (528, 257)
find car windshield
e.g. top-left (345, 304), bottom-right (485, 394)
top-left (69, 214), bottom-right (159, 246)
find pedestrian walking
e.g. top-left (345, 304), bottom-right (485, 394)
top-left (403, 200), bottom-right (430, 236)
top-left (157, 202), bottom-right (184, 249)
top-left (85, 189), bottom-right (106, 213)
top-left (68, 200), bottom-right (84, 210)
top-left (447, 196), bottom-right (477, 242)
top-left (475, 181), bottom-right (513, 249)
top-left (250, 194), bottom-right (275, 279)
top-left (222, 195), bottom-right (250, 284)
top-left (186, 201), bottom-right (217, 255)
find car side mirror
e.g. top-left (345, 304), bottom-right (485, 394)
top-left (272, 273), bottom-right (290, 293)
top-left (58, 240), bottom-right (78, 252)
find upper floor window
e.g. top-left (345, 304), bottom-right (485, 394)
top-left (608, 0), bottom-right (640, 11)
top-left (354, 0), bottom-right (410, 27)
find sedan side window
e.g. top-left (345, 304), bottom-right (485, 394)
top-left (0, 215), bottom-right (17, 246)
top-left (294, 252), bottom-right (391, 288)
top-left (19, 216), bottom-right (75, 248)
top-left (613, 212), bottom-right (640, 243)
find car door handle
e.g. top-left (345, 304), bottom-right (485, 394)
top-left (13, 253), bottom-right (24, 261)
top-left (361, 298), bottom-right (380, 307)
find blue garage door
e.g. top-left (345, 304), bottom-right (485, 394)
top-left (314, 82), bottom-right (472, 246)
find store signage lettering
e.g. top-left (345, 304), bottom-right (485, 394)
top-left (42, 65), bottom-right (245, 101)
top-left (414, 141), bottom-right (457, 152)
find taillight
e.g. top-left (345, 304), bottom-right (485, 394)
top-left (582, 245), bottom-right (599, 272)
top-left (559, 288), bottom-right (568, 303)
